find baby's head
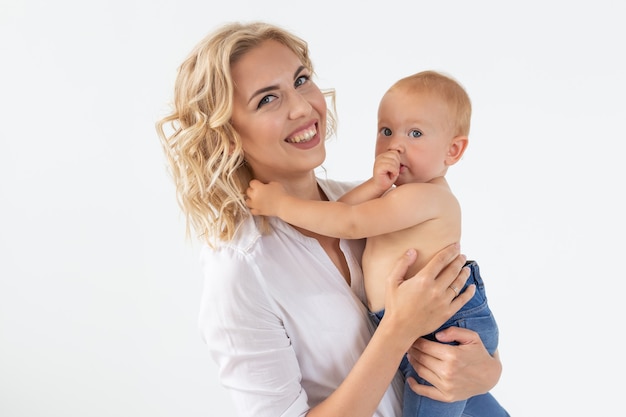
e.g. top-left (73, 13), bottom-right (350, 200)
top-left (386, 70), bottom-right (471, 137)
top-left (376, 71), bottom-right (471, 185)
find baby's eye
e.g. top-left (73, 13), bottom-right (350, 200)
top-left (380, 127), bottom-right (392, 137)
top-left (409, 129), bottom-right (423, 138)
top-left (295, 74), bottom-right (310, 87)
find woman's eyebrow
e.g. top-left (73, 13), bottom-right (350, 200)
top-left (247, 66), bottom-right (307, 104)
top-left (293, 65), bottom-right (306, 79)
top-left (248, 85), bottom-right (277, 104)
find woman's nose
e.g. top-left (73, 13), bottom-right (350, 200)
top-left (288, 91), bottom-right (313, 119)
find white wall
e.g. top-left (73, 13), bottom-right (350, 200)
top-left (1, 1), bottom-right (624, 416)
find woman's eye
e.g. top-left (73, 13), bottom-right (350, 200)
top-left (295, 74), bottom-right (309, 87)
top-left (380, 127), bottom-right (392, 137)
top-left (409, 129), bottom-right (422, 138)
top-left (257, 94), bottom-right (276, 109)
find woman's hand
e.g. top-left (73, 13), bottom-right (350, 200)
top-left (406, 327), bottom-right (502, 402)
top-left (382, 244), bottom-right (474, 350)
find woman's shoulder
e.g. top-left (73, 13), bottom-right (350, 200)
top-left (198, 216), bottom-right (270, 311)
top-left (204, 215), bottom-right (261, 253)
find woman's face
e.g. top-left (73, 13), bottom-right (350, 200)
top-left (230, 40), bottom-right (327, 183)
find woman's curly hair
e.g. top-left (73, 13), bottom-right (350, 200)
top-left (156, 22), bottom-right (336, 246)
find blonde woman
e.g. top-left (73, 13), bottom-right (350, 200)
top-left (157, 21), bottom-right (502, 417)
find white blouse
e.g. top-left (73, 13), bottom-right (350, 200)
top-left (198, 178), bottom-right (403, 417)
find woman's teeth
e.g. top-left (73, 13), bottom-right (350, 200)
top-left (287, 126), bottom-right (316, 143)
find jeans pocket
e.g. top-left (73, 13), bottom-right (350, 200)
top-left (456, 313), bottom-right (499, 354)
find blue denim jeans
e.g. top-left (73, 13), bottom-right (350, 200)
top-left (370, 261), bottom-right (509, 417)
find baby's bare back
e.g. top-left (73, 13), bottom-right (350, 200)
top-left (362, 197), bottom-right (461, 312)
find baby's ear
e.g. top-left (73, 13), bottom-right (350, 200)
top-left (445, 136), bottom-right (468, 166)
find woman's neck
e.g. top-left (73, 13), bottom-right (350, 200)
top-left (278, 171), bottom-right (324, 201)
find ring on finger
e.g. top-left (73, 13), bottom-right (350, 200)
top-left (448, 285), bottom-right (459, 297)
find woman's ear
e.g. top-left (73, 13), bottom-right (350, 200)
top-left (445, 136), bottom-right (469, 166)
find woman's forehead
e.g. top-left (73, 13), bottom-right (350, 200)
top-left (231, 40), bottom-right (303, 101)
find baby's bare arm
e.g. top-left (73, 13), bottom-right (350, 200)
top-left (339, 150), bottom-right (400, 205)
top-left (246, 179), bottom-right (362, 236)
top-left (245, 180), bottom-right (360, 236)
top-left (246, 177), bottom-right (454, 240)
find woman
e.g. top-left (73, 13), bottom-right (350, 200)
top-left (156, 21), bottom-right (502, 417)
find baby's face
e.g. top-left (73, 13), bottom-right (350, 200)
top-left (375, 89), bottom-right (455, 185)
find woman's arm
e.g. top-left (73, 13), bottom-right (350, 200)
top-left (308, 244), bottom-right (473, 417)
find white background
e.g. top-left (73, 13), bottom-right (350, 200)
top-left (1, 1), bottom-right (625, 416)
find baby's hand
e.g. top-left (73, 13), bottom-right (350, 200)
top-left (372, 150), bottom-right (401, 192)
top-left (245, 179), bottom-right (287, 216)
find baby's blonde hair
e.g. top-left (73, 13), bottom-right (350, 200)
top-left (156, 22), bottom-right (336, 246)
top-left (391, 70), bottom-right (471, 137)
